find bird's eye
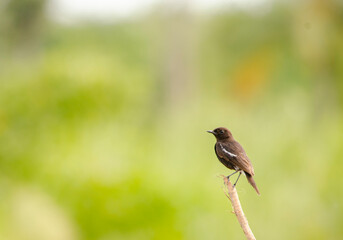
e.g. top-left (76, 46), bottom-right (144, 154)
top-left (219, 130), bottom-right (224, 134)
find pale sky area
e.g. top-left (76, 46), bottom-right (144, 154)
top-left (47, 0), bottom-right (271, 23)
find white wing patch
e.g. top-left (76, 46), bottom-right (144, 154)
top-left (219, 143), bottom-right (237, 158)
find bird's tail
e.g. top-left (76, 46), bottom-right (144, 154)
top-left (245, 172), bottom-right (260, 195)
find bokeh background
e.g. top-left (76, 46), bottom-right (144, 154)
top-left (1, 0), bottom-right (343, 239)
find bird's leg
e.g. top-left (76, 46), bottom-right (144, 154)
top-left (226, 170), bottom-right (239, 180)
top-left (233, 171), bottom-right (242, 187)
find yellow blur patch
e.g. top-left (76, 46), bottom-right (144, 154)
top-left (230, 50), bottom-right (274, 102)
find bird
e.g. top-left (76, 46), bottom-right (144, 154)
top-left (207, 127), bottom-right (260, 195)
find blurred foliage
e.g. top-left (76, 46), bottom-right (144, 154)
top-left (1, 1), bottom-right (343, 240)
top-left (1, 0), bottom-right (46, 55)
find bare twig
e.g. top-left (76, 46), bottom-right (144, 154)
top-left (222, 176), bottom-right (256, 240)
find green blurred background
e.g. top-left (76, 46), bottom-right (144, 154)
top-left (1, 0), bottom-right (343, 239)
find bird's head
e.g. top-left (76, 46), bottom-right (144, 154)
top-left (207, 127), bottom-right (232, 140)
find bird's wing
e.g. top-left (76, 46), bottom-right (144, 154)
top-left (217, 142), bottom-right (254, 175)
top-left (215, 144), bottom-right (236, 170)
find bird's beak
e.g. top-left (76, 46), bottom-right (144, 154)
top-left (207, 130), bottom-right (214, 134)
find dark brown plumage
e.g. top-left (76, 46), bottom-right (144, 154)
top-left (207, 127), bottom-right (260, 195)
